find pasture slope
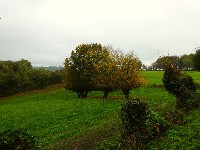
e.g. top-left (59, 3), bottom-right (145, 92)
top-left (0, 71), bottom-right (200, 149)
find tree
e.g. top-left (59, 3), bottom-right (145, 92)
top-left (179, 54), bottom-right (194, 70)
top-left (16, 59), bottom-right (33, 91)
top-left (64, 44), bottom-right (145, 99)
top-left (64, 43), bottom-right (109, 98)
top-left (151, 56), bottom-right (180, 70)
top-left (115, 51), bottom-right (146, 99)
top-left (0, 72), bottom-right (19, 96)
top-left (162, 62), bottom-right (196, 108)
top-left (0, 59), bottom-right (62, 97)
top-left (91, 46), bottom-right (118, 98)
top-left (49, 70), bottom-right (62, 85)
top-left (193, 48), bottom-right (200, 71)
top-left (30, 69), bottom-right (51, 89)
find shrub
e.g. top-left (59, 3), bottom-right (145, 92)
top-left (162, 63), bottom-right (182, 98)
top-left (180, 73), bottom-right (196, 92)
top-left (30, 69), bottom-right (50, 89)
top-left (120, 98), bottom-right (171, 149)
top-left (162, 63), bottom-right (196, 108)
top-left (0, 73), bottom-right (19, 97)
top-left (49, 71), bottom-right (62, 85)
top-left (0, 129), bottom-right (38, 150)
top-left (121, 98), bottom-right (148, 136)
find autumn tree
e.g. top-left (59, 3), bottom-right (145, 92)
top-left (90, 46), bottom-right (118, 98)
top-left (64, 44), bottom-right (145, 99)
top-left (64, 43), bottom-right (110, 98)
top-left (114, 51), bottom-right (146, 99)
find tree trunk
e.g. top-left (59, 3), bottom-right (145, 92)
top-left (103, 91), bottom-right (109, 99)
top-left (80, 91), bottom-right (85, 98)
top-left (77, 91), bottom-right (80, 98)
top-left (83, 90), bottom-right (88, 98)
top-left (123, 89), bottom-right (130, 100)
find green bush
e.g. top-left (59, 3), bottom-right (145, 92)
top-left (162, 64), bottom-right (182, 98)
top-left (49, 71), bottom-right (62, 85)
top-left (180, 73), bottom-right (196, 93)
top-left (0, 60), bottom-right (64, 97)
top-left (0, 129), bottom-right (38, 150)
top-left (0, 73), bottom-right (19, 96)
top-left (120, 98), bottom-right (171, 149)
top-left (121, 98), bottom-right (148, 136)
top-left (162, 63), bottom-right (196, 108)
top-left (30, 69), bottom-right (50, 90)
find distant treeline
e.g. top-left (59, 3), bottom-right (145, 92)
top-left (146, 54), bottom-right (195, 70)
top-left (33, 66), bottom-right (64, 71)
top-left (0, 59), bottom-right (63, 97)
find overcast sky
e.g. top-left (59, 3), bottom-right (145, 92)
top-left (1, 0), bottom-right (200, 66)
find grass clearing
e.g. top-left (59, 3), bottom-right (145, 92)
top-left (1, 71), bottom-right (200, 149)
top-left (0, 89), bottom-right (121, 149)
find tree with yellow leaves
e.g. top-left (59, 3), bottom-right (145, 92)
top-left (64, 44), bottom-right (145, 99)
top-left (91, 46), bottom-right (118, 98)
top-left (114, 51), bottom-right (146, 99)
top-left (64, 43), bottom-right (111, 98)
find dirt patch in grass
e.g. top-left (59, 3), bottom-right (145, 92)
top-left (47, 125), bottom-right (121, 150)
top-left (151, 84), bottom-right (164, 89)
top-left (164, 110), bottom-right (187, 125)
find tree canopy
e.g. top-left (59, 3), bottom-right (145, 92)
top-left (150, 54), bottom-right (194, 70)
top-left (64, 43), bottom-right (145, 99)
top-left (0, 59), bottom-right (63, 97)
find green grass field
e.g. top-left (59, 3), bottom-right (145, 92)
top-left (1, 71), bottom-right (200, 149)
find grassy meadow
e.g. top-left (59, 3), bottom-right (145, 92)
top-left (0, 71), bottom-right (200, 149)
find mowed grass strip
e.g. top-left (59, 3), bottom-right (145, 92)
top-left (0, 89), bottom-right (121, 148)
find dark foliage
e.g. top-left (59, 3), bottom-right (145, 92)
top-left (0, 73), bottom-right (19, 96)
top-left (162, 64), bottom-right (196, 96)
top-left (120, 98), bottom-right (148, 149)
top-left (0, 129), bottom-right (38, 150)
top-left (162, 63), bottom-right (197, 108)
top-left (162, 64), bottom-right (182, 98)
top-left (193, 48), bottom-right (200, 71)
top-left (0, 59), bottom-right (63, 97)
top-left (121, 98), bottom-right (148, 136)
top-left (120, 98), bottom-right (170, 149)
